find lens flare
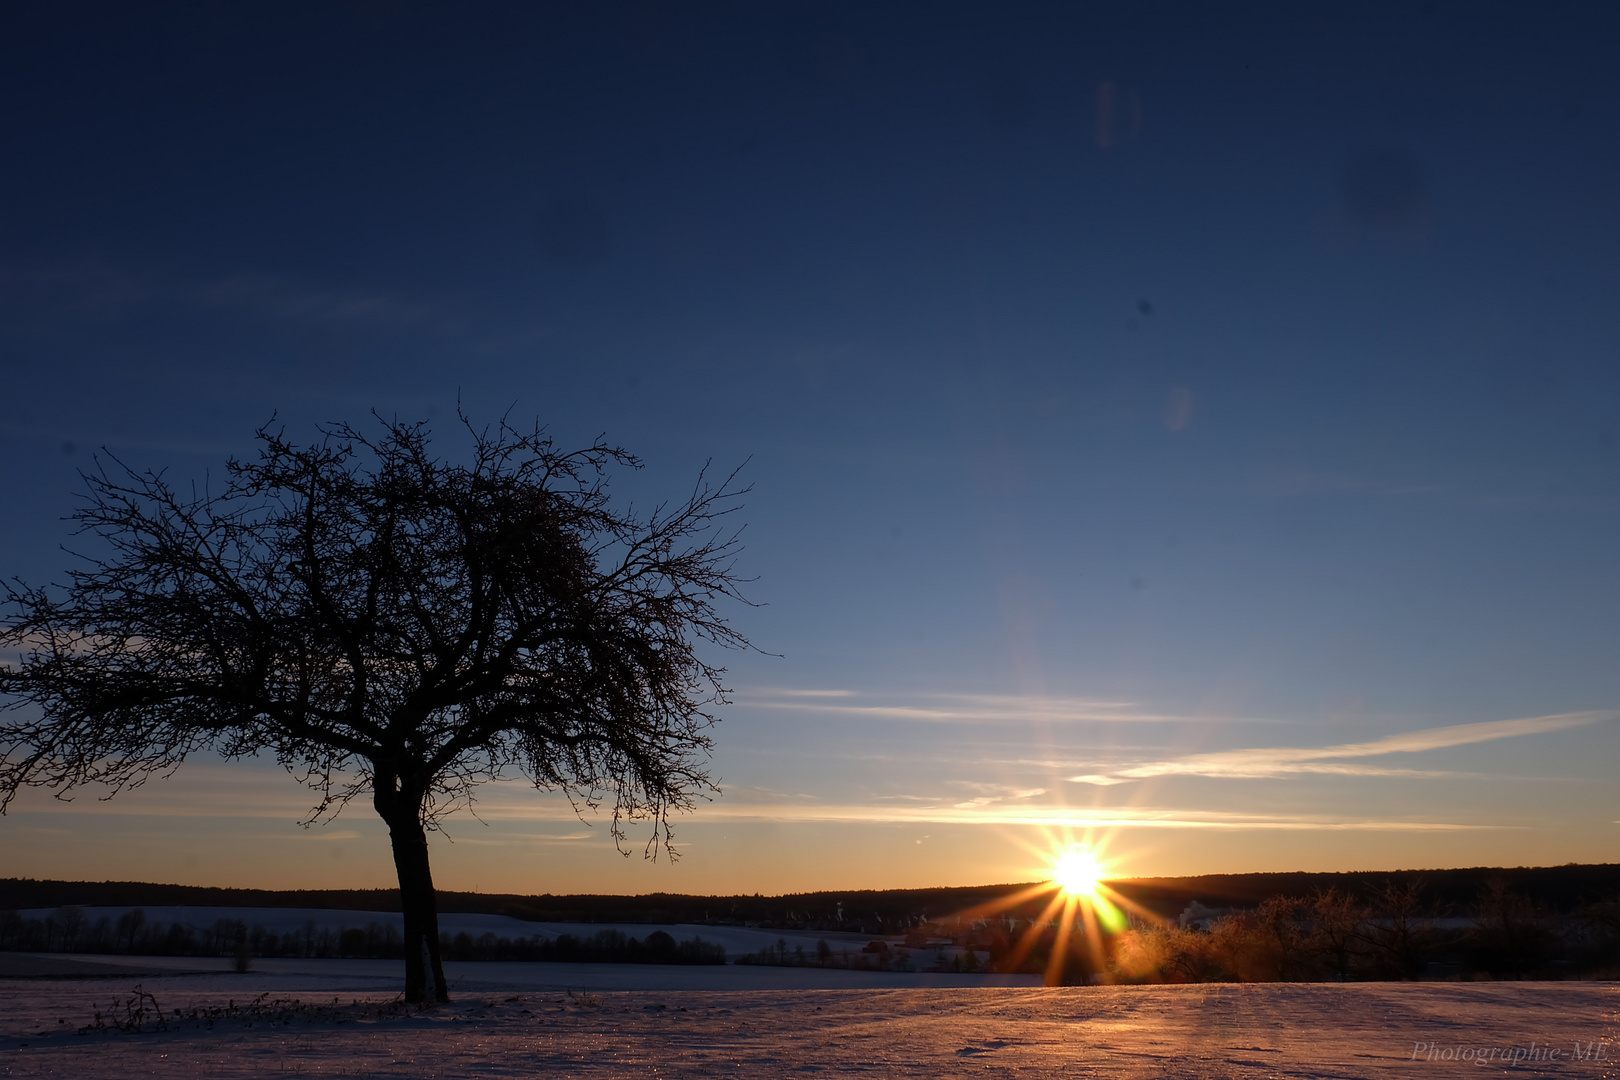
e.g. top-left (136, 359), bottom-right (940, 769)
top-left (948, 829), bottom-right (1157, 985)
top-left (1052, 846), bottom-right (1102, 897)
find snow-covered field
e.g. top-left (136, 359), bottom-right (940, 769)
top-left (0, 951), bottom-right (1039, 991)
top-left (19, 906), bottom-right (556, 942)
top-left (0, 964), bottom-right (1613, 1078)
top-left (16, 906), bottom-right (885, 959)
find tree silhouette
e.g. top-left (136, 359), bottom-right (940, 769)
top-left (0, 415), bottom-right (752, 1002)
top-left (1306, 887), bottom-right (1367, 981)
top-left (1360, 879), bottom-right (1436, 980)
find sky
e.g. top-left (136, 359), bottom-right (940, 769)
top-left (2, 1), bottom-right (1618, 896)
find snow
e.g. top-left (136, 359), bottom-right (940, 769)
top-left (18, 906), bottom-right (886, 958)
top-left (10, 952), bottom-right (1040, 991)
top-left (0, 967), bottom-right (1614, 1078)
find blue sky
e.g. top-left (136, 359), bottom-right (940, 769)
top-left (2, 2), bottom-right (1617, 892)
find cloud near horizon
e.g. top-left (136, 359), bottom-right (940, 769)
top-left (735, 688), bottom-right (1213, 724)
top-left (2, 762), bottom-right (1516, 835)
top-left (1068, 711), bottom-right (1612, 784)
top-left (7, 708), bottom-right (1602, 846)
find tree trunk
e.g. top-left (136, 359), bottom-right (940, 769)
top-left (379, 800), bottom-right (450, 1003)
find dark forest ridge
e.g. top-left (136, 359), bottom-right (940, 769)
top-left (6, 864), bottom-right (1617, 926)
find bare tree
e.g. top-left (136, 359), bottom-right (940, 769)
top-left (116, 907), bottom-right (147, 953)
top-left (48, 905), bottom-right (86, 952)
top-left (1581, 894), bottom-right (1620, 935)
top-left (1252, 895), bottom-right (1310, 981)
top-left (1472, 879), bottom-right (1547, 979)
top-left (0, 415), bottom-right (752, 1002)
top-left (1306, 887), bottom-right (1367, 981)
top-left (1360, 879), bottom-right (1437, 980)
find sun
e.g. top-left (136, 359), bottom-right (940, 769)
top-left (1052, 845), bottom-right (1103, 898)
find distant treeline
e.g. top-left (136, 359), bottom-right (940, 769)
top-left (4, 864), bottom-right (1618, 934)
top-left (1100, 880), bottom-right (1620, 984)
top-left (731, 880), bottom-right (1620, 983)
top-left (0, 908), bottom-right (724, 966)
top-left (734, 936), bottom-right (984, 974)
top-left (6, 875), bottom-right (1620, 981)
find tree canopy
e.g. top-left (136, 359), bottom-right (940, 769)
top-left (0, 415), bottom-right (752, 1000)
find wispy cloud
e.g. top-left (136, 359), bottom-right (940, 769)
top-left (411, 782), bottom-right (1529, 832)
top-left (5, 765), bottom-right (1510, 834)
top-left (735, 688), bottom-right (1209, 724)
top-left (0, 419), bottom-right (241, 457)
top-left (0, 259), bottom-right (433, 330)
top-left (187, 273), bottom-right (426, 326)
top-left (751, 688), bottom-right (853, 698)
top-left (718, 785), bottom-right (824, 804)
top-left (1069, 711), bottom-right (1611, 784)
top-left (1249, 469), bottom-right (1440, 498)
top-left (448, 831), bottom-right (597, 846)
top-left (680, 802), bottom-right (1508, 832)
top-left (946, 781), bottom-right (1047, 810)
top-left (14, 713), bottom-right (1597, 842)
